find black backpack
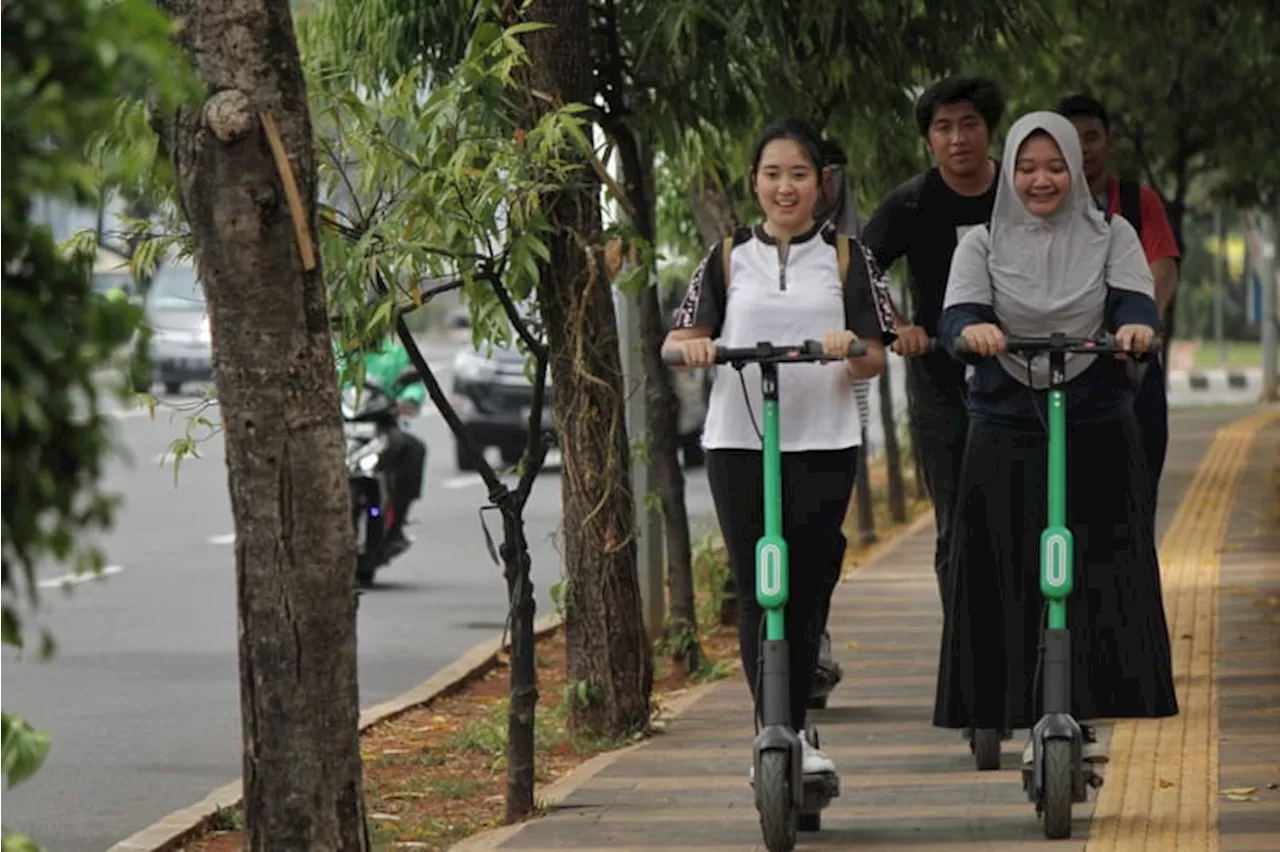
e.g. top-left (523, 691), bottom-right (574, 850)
top-left (1115, 178), bottom-right (1143, 236)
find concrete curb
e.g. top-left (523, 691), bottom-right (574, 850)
top-left (1168, 367), bottom-right (1263, 393)
top-left (107, 612), bottom-right (564, 852)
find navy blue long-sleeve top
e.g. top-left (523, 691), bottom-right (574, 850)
top-left (939, 221), bottom-right (1161, 424)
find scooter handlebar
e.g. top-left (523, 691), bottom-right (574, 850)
top-left (661, 339), bottom-right (867, 367)
top-left (952, 332), bottom-right (1164, 359)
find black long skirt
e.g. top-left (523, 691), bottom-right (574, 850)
top-left (933, 412), bottom-right (1179, 729)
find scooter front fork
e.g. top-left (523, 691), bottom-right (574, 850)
top-left (754, 637), bottom-right (804, 810)
top-left (1025, 627), bottom-right (1091, 804)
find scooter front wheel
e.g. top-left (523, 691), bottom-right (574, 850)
top-left (1041, 738), bottom-right (1073, 839)
top-left (757, 750), bottom-right (797, 852)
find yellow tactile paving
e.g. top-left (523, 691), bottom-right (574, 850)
top-left (1088, 407), bottom-right (1280, 852)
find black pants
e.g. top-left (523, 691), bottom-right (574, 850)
top-left (906, 363), bottom-right (969, 601)
top-left (383, 431), bottom-right (426, 531)
top-left (707, 447), bottom-right (858, 735)
top-left (1133, 356), bottom-right (1168, 524)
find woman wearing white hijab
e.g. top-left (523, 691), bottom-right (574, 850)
top-left (932, 112), bottom-right (1177, 766)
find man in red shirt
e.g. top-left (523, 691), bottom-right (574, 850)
top-left (1060, 94), bottom-right (1180, 518)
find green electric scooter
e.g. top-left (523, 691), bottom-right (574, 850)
top-left (664, 338), bottom-right (862, 852)
top-left (955, 330), bottom-right (1158, 839)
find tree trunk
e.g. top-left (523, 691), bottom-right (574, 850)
top-left (519, 0), bottom-right (652, 736)
top-left (854, 436), bottom-right (877, 546)
top-left (500, 506), bottom-right (537, 821)
top-left (154, 1), bottom-right (367, 849)
top-left (878, 361), bottom-right (907, 524)
top-left (687, 168), bottom-right (739, 247)
top-left (685, 175), bottom-right (740, 625)
top-left (616, 129), bottom-right (702, 674)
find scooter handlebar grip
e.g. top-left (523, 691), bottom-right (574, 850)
top-left (953, 336), bottom-right (975, 358)
top-left (661, 346), bottom-right (687, 366)
top-left (846, 340), bottom-right (867, 357)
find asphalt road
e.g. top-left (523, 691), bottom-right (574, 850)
top-left (1, 338), bottom-right (717, 852)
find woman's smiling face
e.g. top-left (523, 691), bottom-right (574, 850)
top-left (754, 138), bottom-right (823, 236)
top-left (1014, 132), bottom-right (1073, 217)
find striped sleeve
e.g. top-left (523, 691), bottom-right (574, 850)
top-left (671, 241), bottom-right (727, 336)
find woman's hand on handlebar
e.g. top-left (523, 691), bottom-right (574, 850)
top-left (891, 324), bottom-right (931, 357)
top-left (673, 336), bottom-right (718, 369)
top-left (1114, 323), bottom-right (1155, 359)
top-left (960, 323), bottom-right (1006, 358)
top-left (822, 329), bottom-right (858, 360)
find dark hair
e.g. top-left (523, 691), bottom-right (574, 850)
top-left (914, 76), bottom-right (1005, 137)
top-left (749, 118), bottom-right (826, 176)
top-left (819, 138), bottom-right (847, 167)
top-left (1057, 93), bottom-right (1110, 133)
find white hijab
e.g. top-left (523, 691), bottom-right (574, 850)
top-left (945, 111), bottom-right (1150, 387)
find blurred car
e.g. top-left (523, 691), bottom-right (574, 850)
top-left (451, 345), bottom-right (556, 471)
top-left (450, 343), bottom-right (708, 472)
top-left (89, 247), bottom-right (151, 392)
top-left (144, 259), bottom-right (212, 395)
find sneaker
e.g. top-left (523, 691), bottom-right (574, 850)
top-left (1082, 737), bottom-right (1109, 764)
top-left (747, 741), bottom-right (837, 782)
top-left (1022, 739), bottom-right (1034, 767)
top-left (802, 739), bottom-right (836, 776)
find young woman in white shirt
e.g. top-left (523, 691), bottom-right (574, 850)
top-left (665, 118), bottom-right (892, 778)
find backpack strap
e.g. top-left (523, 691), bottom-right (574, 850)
top-left (721, 236), bottom-right (734, 284)
top-left (1118, 178), bottom-right (1143, 235)
top-left (836, 234), bottom-right (851, 284)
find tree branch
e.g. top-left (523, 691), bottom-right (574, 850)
top-left (490, 272), bottom-right (549, 361)
top-left (513, 352), bottom-right (550, 508)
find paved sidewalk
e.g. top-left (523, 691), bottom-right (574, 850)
top-left (460, 406), bottom-right (1279, 851)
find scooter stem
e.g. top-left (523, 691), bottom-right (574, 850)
top-left (758, 361), bottom-right (788, 642)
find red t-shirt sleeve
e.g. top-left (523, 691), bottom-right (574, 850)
top-left (1138, 187), bottom-right (1180, 263)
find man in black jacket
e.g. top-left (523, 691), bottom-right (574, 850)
top-left (861, 75), bottom-right (1004, 603)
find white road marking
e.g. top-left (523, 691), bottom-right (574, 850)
top-left (38, 565), bottom-right (124, 589)
top-left (104, 408), bottom-right (149, 420)
top-left (208, 533), bottom-right (236, 545)
top-left (442, 475), bottom-right (484, 490)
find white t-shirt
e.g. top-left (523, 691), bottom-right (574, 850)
top-left (672, 222), bottom-right (894, 452)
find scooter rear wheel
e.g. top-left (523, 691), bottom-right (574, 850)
top-left (757, 750), bottom-right (797, 852)
top-left (972, 728), bottom-right (1002, 771)
top-left (1042, 738), bottom-right (1073, 839)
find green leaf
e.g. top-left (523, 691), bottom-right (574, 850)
top-left (1, 713), bottom-right (51, 790)
top-left (2, 831), bottom-right (42, 852)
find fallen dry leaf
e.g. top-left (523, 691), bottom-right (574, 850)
top-left (844, 641), bottom-right (858, 650)
top-left (1222, 787), bottom-right (1258, 795)
top-left (1158, 778), bottom-right (1175, 789)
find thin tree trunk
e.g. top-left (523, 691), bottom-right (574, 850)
top-left (685, 175), bottom-right (740, 625)
top-left (154, 1), bottom-right (366, 848)
top-left (616, 129), bottom-right (702, 674)
top-left (879, 361), bottom-right (907, 524)
top-left (519, 0), bottom-right (652, 736)
top-left (500, 506), bottom-right (537, 820)
top-left (854, 436), bottom-right (877, 546)
top-left (687, 168), bottom-right (739, 247)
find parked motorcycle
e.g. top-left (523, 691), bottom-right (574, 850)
top-left (341, 372), bottom-right (420, 587)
